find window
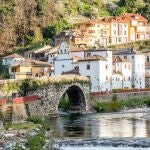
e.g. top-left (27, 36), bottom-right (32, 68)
top-left (87, 76), bottom-right (90, 80)
top-left (113, 30), bottom-right (116, 35)
top-left (124, 31), bottom-right (127, 35)
top-left (106, 65), bottom-right (108, 69)
top-left (124, 56), bottom-right (127, 59)
top-left (87, 64), bottom-right (90, 70)
top-left (62, 64), bottom-right (64, 68)
top-left (132, 56), bottom-right (134, 59)
top-left (113, 24), bottom-right (116, 27)
top-left (87, 53), bottom-right (91, 57)
top-left (128, 77), bottom-right (130, 81)
top-left (118, 37), bottom-right (122, 42)
top-left (106, 76), bottom-right (108, 81)
top-left (124, 24), bottom-right (127, 28)
top-left (128, 65), bottom-right (130, 69)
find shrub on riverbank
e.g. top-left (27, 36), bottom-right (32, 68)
top-left (26, 116), bottom-right (50, 131)
top-left (58, 95), bottom-right (70, 111)
top-left (94, 98), bottom-right (150, 113)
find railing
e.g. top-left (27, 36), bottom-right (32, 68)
top-left (13, 95), bottom-right (39, 104)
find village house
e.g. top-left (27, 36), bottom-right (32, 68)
top-left (9, 59), bottom-right (53, 79)
top-left (54, 30), bottom-right (87, 48)
top-left (112, 56), bottom-right (132, 89)
top-left (54, 42), bottom-right (73, 75)
top-left (113, 48), bottom-right (145, 89)
top-left (109, 16), bottom-right (129, 45)
top-left (78, 55), bottom-right (111, 92)
top-left (75, 19), bottom-right (111, 47)
top-left (56, 13), bottom-right (149, 48)
top-left (24, 45), bottom-right (51, 61)
top-left (2, 53), bottom-right (25, 66)
top-left (120, 13), bottom-right (148, 41)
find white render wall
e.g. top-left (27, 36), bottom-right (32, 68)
top-left (54, 42), bottom-right (73, 75)
top-left (79, 60), bottom-right (111, 92)
top-left (2, 58), bottom-right (25, 66)
top-left (117, 54), bottom-right (145, 89)
top-left (69, 51), bottom-right (85, 59)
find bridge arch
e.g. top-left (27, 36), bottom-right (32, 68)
top-left (57, 84), bottom-right (86, 113)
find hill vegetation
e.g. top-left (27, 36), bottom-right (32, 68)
top-left (0, 0), bottom-right (149, 54)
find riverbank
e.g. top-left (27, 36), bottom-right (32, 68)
top-left (0, 116), bottom-right (53, 150)
top-left (93, 98), bottom-right (150, 113)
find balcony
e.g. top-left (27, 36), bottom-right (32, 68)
top-left (136, 26), bottom-right (146, 32)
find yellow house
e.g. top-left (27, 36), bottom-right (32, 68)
top-left (9, 59), bottom-right (53, 79)
top-left (120, 13), bottom-right (148, 41)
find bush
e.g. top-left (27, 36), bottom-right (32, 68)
top-left (27, 132), bottom-right (45, 150)
top-left (26, 116), bottom-right (43, 124)
top-left (108, 101), bottom-right (121, 112)
top-left (26, 116), bottom-right (50, 131)
top-left (58, 95), bottom-right (70, 111)
top-left (94, 102), bottom-right (108, 112)
top-left (94, 98), bottom-right (150, 113)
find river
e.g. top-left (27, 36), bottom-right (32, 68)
top-left (47, 110), bottom-right (150, 149)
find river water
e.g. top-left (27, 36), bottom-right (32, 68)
top-left (47, 111), bottom-right (150, 149)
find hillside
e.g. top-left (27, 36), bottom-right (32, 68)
top-left (0, 0), bottom-right (149, 55)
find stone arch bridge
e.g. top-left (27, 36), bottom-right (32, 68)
top-left (0, 75), bottom-right (91, 122)
top-left (27, 82), bottom-right (91, 115)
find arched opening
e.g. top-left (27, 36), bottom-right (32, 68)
top-left (58, 85), bottom-right (86, 113)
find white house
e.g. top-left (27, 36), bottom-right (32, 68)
top-left (2, 53), bottom-right (25, 66)
top-left (113, 48), bottom-right (145, 89)
top-left (78, 55), bottom-right (111, 92)
top-left (54, 42), bottom-right (73, 75)
top-left (112, 56), bottom-right (132, 89)
top-left (69, 47), bottom-right (85, 59)
top-left (46, 47), bottom-right (58, 65)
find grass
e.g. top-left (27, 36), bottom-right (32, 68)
top-left (94, 98), bottom-right (150, 113)
top-left (4, 122), bottom-right (37, 130)
top-left (58, 94), bottom-right (70, 111)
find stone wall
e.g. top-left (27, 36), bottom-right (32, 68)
top-left (113, 91), bottom-right (150, 101)
top-left (12, 103), bottom-right (27, 123)
top-left (92, 91), bottom-right (150, 104)
top-left (91, 94), bottom-right (113, 104)
top-left (26, 101), bottom-right (45, 117)
top-left (28, 83), bottom-right (91, 114)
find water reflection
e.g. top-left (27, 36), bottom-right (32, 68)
top-left (46, 112), bottom-right (150, 138)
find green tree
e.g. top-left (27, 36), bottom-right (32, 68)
top-left (109, 7), bottom-right (127, 16)
top-left (138, 4), bottom-right (150, 22)
top-left (43, 19), bottom-right (73, 40)
top-left (124, 0), bottom-right (138, 13)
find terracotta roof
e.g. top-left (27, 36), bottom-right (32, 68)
top-left (25, 45), bottom-right (51, 54)
top-left (113, 48), bottom-right (143, 55)
top-left (120, 13), bottom-right (148, 22)
top-left (85, 48), bottom-right (112, 52)
top-left (45, 47), bottom-right (59, 55)
top-left (62, 67), bottom-right (79, 75)
top-left (69, 47), bottom-right (85, 52)
top-left (106, 16), bottom-right (130, 23)
top-left (113, 56), bottom-right (130, 63)
top-left (72, 56), bottom-right (82, 62)
top-left (78, 55), bottom-right (107, 62)
top-left (3, 53), bottom-right (24, 59)
top-left (10, 59), bottom-right (52, 67)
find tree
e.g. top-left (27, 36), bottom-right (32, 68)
top-left (119, 0), bottom-right (138, 13)
top-left (138, 4), bottom-right (150, 22)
